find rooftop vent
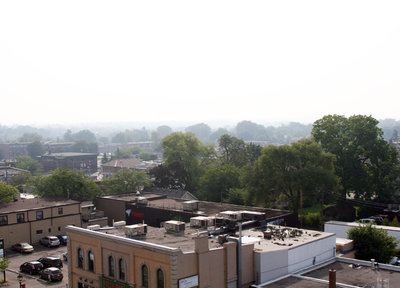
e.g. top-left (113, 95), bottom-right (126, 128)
top-left (124, 224), bottom-right (147, 238)
top-left (190, 216), bottom-right (215, 228)
top-left (87, 224), bottom-right (101, 230)
top-left (164, 220), bottom-right (185, 234)
top-left (136, 197), bottom-right (148, 205)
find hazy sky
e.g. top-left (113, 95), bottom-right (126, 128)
top-left (1, 1), bottom-right (400, 126)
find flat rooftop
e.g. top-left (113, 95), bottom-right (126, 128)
top-left (0, 198), bottom-right (80, 214)
top-left (261, 258), bottom-right (400, 287)
top-left (91, 224), bottom-right (333, 253)
top-left (99, 193), bottom-right (293, 220)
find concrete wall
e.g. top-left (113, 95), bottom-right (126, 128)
top-left (287, 235), bottom-right (336, 273)
top-left (254, 249), bottom-right (289, 283)
top-left (96, 198), bottom-right (127, 226)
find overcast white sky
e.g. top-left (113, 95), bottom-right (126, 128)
top-left (1, 1), bottom-right (399, 126)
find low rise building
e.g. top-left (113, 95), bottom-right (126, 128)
top-left (0, 198), bottom-right (81, 248)
top-left (66, 214), bottom-right (335, 288)
top-left (38, 152), bottom-right (98, 174)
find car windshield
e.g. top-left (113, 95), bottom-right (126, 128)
top-left (21, 243), bottom-right (30, 247)
top-left (51, 270), bottom-right (62, 274)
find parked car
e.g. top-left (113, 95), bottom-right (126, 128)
top-left (40, 267), bottom-right (63, 282)
top-left (12, 242), bottom-right (34, 253)
top-left (20, 261), bottom-right (44, 275)
top-left (39, 236), bottom-right (60, 247)
top-left (37, 256), bottom-right (63, 269)
top-left (357, 218), bottom-right (376, 224)
top-left (57, 235), bottom-right (67, 245)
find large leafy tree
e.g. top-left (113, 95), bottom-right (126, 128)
top-left (199, 165), bottom-right (241, 202)
top-left (348, 224), bottom-right (398, 263)
top-left (312, 115), bottom-right (399, 201)
top-left (27, 141), bottom-right (44, 158)
top-left (246, 139), bottom-right (338, 211)
top-left (15, 156), bottom-right (43, 175)
top-left (161, 132), bottom-right (207, 192)
top-left (29, 168), bottom-right (100, 200)
top-left (0, 182), bottom-right (19, 202)
top-left (185, 123), bottom-right (212, 143)
top-left (101, 169), bottom-right (151, 195)
top-left (218, 134), bottom-right (262, 167)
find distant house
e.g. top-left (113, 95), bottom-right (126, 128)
top-left (38, 152), bottom-right (98, 174)
top-left (102, 158), bottom-right (159, 177)
top-left (142, 187), bottom-right (198, 201)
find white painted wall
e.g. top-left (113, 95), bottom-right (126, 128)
top-left (254, 235), bottom-right (336, 283)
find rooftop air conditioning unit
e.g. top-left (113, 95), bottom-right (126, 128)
top-left (164, 220), bottom-right (185, 234)
top-left (219, 211), bottom-right (243, 221)
top-left (190, 216), bottom-right (215, 228)
top-left (124, 224), bottom-right (147, 238)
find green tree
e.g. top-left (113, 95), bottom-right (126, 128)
top-left (218, 134), bottom-right (247, 166)
top-left (101, 169), bottom-right (151, 195)
top-left (15, 156), bottom-right (43, 175)
top-left (9, 171), bottom-right (31, 186)
top-left (312, 114), bottom-right (400, 201)
top-left (27, 141), bottom-right (44, 158)
top-left (71, 140), bottom-right (98, 153)
top-left (161, 132), bottom-right (206, 191)
top-left (199, 165), bottom-right (241, 202)
top-left (156, 125), bottom-right (173, 138)
top-left (185, 123), bottom-right (212, 143)
top-left (18, 133), bottom-right (42, 142)
top-left (0, 257), bottom-right (9, 282)
top-left (347, 224), bottom-right (398, 263)
top-left (29, 168), bottom-right (100, 200)
top-left (0, 182), bottom-right (19, 202)
top-left (246, 139), bottom-right (338, 211)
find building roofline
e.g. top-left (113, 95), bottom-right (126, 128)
top-left (66, 225), bottom-right (182, 255)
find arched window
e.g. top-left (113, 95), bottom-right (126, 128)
top-left (87, 250), bottom-right (95, 272)
top-left (77, 248), bottom-right (83, 269)
top-left (156, 268), bottom-right (165, 288)
top-left (118, 258), bottom-right (126, 281)
top-left (141, 264), bottom-right (149, 288)
top-left (108, 256), bottom-right (115, 277)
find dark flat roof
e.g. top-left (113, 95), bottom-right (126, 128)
top-left (0, 198), bottom-right (80, 214)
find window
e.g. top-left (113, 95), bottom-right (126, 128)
top-left (77, 248), bottom-right (84, 269)
top-left (48, 228), bottom-right (51, 233)
top-left (36, 211), bottom-right (43, 220)
top-left (58, 226), bottom-right (61, 231)
top-left (17, 213), bottom-right (25, 223)
top-left (36, 230), bottom-right (43, 234)
top-left (58, 207), bottom-right (63, 215)
top-left (108, 256), bottom-right (115, 277)
top-left (141, 264), bottom-right (149, 288)
top-left (88, 251), bottom-right (94, 272)
top-left (118, 258), bottom-right (125, 281)
top-left (156, 268), bottom-right (165, 288)
top-left (0, 216), bottom-right (8, 225)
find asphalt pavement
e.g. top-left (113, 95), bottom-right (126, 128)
top-left (2, 244), bottom-right (68, 288)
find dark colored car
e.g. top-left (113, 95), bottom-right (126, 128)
top-left (12, 242), bottom-right (34, 253)
top-left (37, 256), bottom-right (63, 269)
top-left (20, 261), bottom-right (44, 275)
top-left (57, 235), bottom-right (67, 245)
top-left (40, 267), bottom-right (63, 282)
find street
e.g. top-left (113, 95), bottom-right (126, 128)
top-left (3, 244), bottom-right (68, 288)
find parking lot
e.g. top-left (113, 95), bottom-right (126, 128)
top-left (4, 244), bottom-right (68, 288)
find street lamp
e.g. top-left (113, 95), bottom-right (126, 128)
top-left (17, 273), bottom-right (23, 288)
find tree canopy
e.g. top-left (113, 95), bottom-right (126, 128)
top-left (0, 182), bottom-right (19, 202)
top-left (348, 224), bottom-right (398, 263)
top-left (15, 156), bottom-right (43, 175)
top-left (101, 169), bottom-right (151, 195)
top-left (29, 168), bottom-right (100, 200)
top-left (312, 114), bottom-right (400, 201)
top-left (246, 139), bottom-right (338, 211)
top-left (161, 132), bottom-right (209, 191)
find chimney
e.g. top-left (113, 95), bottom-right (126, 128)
top-left (329, 269), bottom-right (336, 288)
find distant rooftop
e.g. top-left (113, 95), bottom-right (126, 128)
top-left (0, 198), bottom-right (80, 214)
top-left (41, 152), bottom-right (97, 157)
